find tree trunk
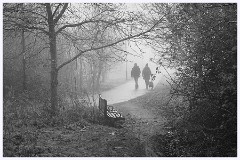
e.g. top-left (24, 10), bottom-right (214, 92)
top-left (49, 34), bottom-right (58, 115)
top-left (46, 4), bottom-right (58, 116)
top-left (79, 57), bottom-right (83, 94)
top-left (49, 32), bottom-right (58, 115)
top-left (49, 28), bottom-right (58, 115)
top-left (96, 60), bottom-right (103, 92)
top-left (126, 56), bottom-right (128, 80)
top-left (91, 61), bottom-right (95, 95)
top-left (75, 58), bottom-right (78, 93)
top-left (102, 64), bottom-right (107, 82)
top-left (21, 29), bottom-right (26, 90)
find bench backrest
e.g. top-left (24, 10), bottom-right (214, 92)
top-left (99, 96), bottom-right (107, 118)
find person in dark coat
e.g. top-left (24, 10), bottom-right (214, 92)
top-left (131, 63), bottom-right (141, 89)
top-left (142, 63), bottom-right (152, 89)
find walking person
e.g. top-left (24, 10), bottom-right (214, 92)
top-left (142, 63), bottom-right (152, 89)
top-left (131, 63), bottom-right (141, 89)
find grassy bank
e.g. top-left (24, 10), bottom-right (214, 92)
top-left (3, 89), bottom-right (145, 157)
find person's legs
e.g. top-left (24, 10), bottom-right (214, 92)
top-left (145, 79), bottom-right (149, 89)
top-left (134, 77), bottom-right (138, 89)
top-left (136, 78), bottom-right (139, 89)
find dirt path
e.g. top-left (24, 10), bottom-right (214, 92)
top-left (113, 85), bottom-right (170, 156)
top-left (108, 68), bottom-right (174, 156)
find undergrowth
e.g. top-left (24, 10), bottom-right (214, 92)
top-left (3, 88), bottom-right (103, 157)
top-left (152, 95), bottom-right (237, 157)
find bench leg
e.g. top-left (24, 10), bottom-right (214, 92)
top-left (106, 117), bottom-right (125, 128)
top-left (108, 118), bottom-right (116, 127)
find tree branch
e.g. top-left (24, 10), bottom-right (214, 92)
top-left (57, 18), bottom-right (163, 71)
top-left (56, 19), bottom-right (125, 35)
top-left (5, 20), bottom-right (49, 35)
top-left (54, 3), bottom-right (68, 24)
top-left (52, 4), bottom-right (62, 18)
top-left (27, 46), bottom-right (49, 59)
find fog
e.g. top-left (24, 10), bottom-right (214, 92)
top-left (106, 41), bottom-right (158, 82)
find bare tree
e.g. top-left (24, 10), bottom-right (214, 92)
top-left (3, 3), bottom-right (164, 116)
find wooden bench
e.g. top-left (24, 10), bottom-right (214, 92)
top-left (98, 94), bottom-right (125, 127)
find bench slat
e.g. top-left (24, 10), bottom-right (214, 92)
top-left (99, 95), bottom-right (124, 120)
top-left (107, 112), bottom-right (116, 118)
